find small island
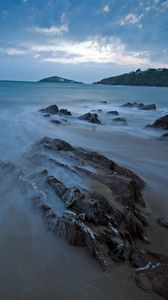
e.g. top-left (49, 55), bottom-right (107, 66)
top-left (39, 75), bottom-right (83, 84)
top-left (94, 68), bottom-right (168, 87)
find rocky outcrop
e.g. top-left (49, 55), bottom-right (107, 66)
top-left (122, 102), bottom-right (156, 110)
top-left (37, 137), bottom-right (148, 268)
top-left (131, 250), bottom-right (168, 299)
top-left (161, 133), bottom-right (168, 139)
top-left (147, 115), bottom-right (168, 130)
top-left (79, 113), bottom-right (101, 124)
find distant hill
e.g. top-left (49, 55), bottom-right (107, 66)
top-left (39, 76), bottom-right (83, 84)
top-left (94, 68), bottom-right (168, 87)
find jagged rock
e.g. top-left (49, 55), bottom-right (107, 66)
top-left (40, 137), bottom-right (74, 151)
top-left (113, 117), bottom-right (127, 124)
top-left (131, 250), bottom-right (168, 299)
top-left (157, 217), bottom-right (168, 228)
top-left (122, 102), bottom-right (156, 110)
top-left (147, 115), bottom-right (168, 130)
top-left (40, 105), bottom-right (59, 114)
top-left (107, 110), bottom-right (119, 115)
top-left (59, 109), bottom-right (71, 116)
top-left (79, 113), bottom-right (101, 124)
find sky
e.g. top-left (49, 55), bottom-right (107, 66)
top-left (0, 0), bottom-right (168, 83)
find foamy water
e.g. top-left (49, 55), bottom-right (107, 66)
top-left (0, 81), bottom-right (167, 299)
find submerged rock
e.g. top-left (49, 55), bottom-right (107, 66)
top-left (161, 132), bottom-right (168, 139)
top-left (122, 102), bottom-right (156, 110)
top-left (51, 120), bottom-right (61, 125)
top-left (79, 112), bottom-right (101, 124)
top-left (113, 117), bottom-right (127, 124)
top-left (107, 110), bottom-right (119, 115)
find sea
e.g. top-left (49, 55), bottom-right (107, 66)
top-left (0, 80), bottom-right (167, 300)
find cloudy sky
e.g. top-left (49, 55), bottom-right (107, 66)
top-left (0, 0), bottom-right (168, 82)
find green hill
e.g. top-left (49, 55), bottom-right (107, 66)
top-left (94, 68), bottom-right (168, 87)
top-left (39, 76), bottom-right (83, 84)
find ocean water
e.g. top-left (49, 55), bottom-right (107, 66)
top-left (0, 81), bottom-right (168, 300)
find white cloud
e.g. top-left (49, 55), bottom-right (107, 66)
top-left (31, 24), bottom-right (68, 35)
top-left (119, 13), bottom-right (143, 26)
top-left (103, 4), bottom-right (109, 13)
top-left (1, 36), bottom-right (167, 69)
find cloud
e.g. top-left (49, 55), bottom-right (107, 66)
top-left (31, 24), bottom-right (68, 35)
top-left (103, 4), bottom-right (110, 13)
top-left (119, 13), bottom-right (143, 26)
top-left (1, 35), bottom-right (167, 69)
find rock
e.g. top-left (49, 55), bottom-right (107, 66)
top-left (147, 115), bottom-right (168, 130)
top-left (131, 250), bottom-right (168, 299)
top-left (59, 109), bottom-right (71, 116)
top-left (113, 117), bottom-right (127, 124)
top-left (157, 217), bottom-right (168, 228)
top-left (43, 113), bottom-right (50, 117)
top-left (100, 101), bottom-right (107, 104)
top-left (51, 120), bottom-right (61, 124)
top-left (161, 133), bottom-right (168, 139)
top-left (122, 102), bottom-right (156, 110)
top-left (122, 102), bottom-right (133, 108)
top-left (107, 111), bottom-right (119, 115)
top-left (142, 104), bottom-right (156, 110)
top-left (40, 137), bottom-right (74, 151)
top-left (79, 113), bottom-right (101, 124)
top-left (40, 105), bottom-right (59, 114)
top-left (98, 109), bottom-right (102, 112)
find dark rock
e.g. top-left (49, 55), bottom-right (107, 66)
top-left (147, 115), bottom-right (168, 130)
top-left (51, 120), bottom-right (61, 124)
top-left (40, 105), bottom-right (59, 114)
top-left (113, 117), bottom-right (127, 124)
top-left (40, 137), bottom-right (74, 151)
top-left (107, 110), bottom-right (119, 115)
top-left (161, 132), bottom-right (168, 139)
top-left (43, 113), bottom-right (50, 117)
top-left (79, 113), bottom-right (101, 124)
top-left (122, 102), bottom-right (133, 108)
top-left (98, 109), bottom-right (102, 112)
top-left (122, 102), bottom-right (156, 110)
top-left (157, 217), bottom-right (168, 228)
top-left (59, 109), bottom-right (71, 116)
top-left (100, 101), bottom-right (107, 104)
top-left (131, 250), bottom-right (168, 299)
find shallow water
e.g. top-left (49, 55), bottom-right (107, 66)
top-left (0, 81), bottom-right (168, 299)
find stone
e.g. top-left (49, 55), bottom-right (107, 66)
top-left (79, 113), bottom-right (101, 124)
top-left (107, 110), bottom-right (119, 115)
top-left (59, 109), bottom-right (71, 116)
top-left (147, 115), bottom-right (168, 130)
top-left (40, 105), bottom-right (59, 114)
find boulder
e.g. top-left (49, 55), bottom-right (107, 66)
top-left (79, 113), bottom-right (101, 124)
top-left (147, 115), bottom-right (168, 130)
top-left (161, 132), bottom-right (168, 139)
top-left (40, 104), bottom-right (59, 114)
top-left (51, 120), bottom-right (61, 124)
